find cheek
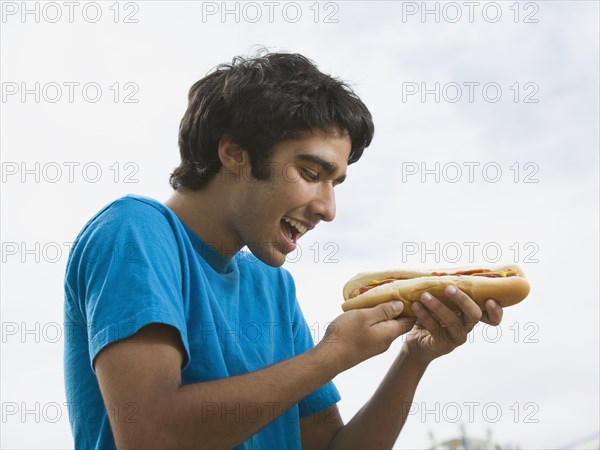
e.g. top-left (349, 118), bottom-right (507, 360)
top-left (281, 178), bottom-right (314, 203)
top-left (247, 176), bottom-right (314, 217)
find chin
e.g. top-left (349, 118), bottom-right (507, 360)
top-left (246, 242), bottom-right (287, 267)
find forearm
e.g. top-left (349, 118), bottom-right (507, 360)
top-left (328, 347), bottom-right (429, 449)
top-left (153, 346), bottom-right (339, 449)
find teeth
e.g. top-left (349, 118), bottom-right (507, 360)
top-left (284, 217), bottom-right (308, 235)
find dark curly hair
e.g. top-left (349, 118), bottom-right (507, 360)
top-left (170, 50), bottom-right (375, 190)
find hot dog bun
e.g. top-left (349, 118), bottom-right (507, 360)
top-left (342, 264), bottom-right (530, 316)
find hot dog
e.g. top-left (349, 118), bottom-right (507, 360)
top-left (342, 264), bottom-right (530, 316)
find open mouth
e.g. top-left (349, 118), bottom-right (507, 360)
top-left (281, 217), bottom-right (308, 243)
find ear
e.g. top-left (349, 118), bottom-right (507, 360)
top-left (217, 134), bottom-right (250, 173)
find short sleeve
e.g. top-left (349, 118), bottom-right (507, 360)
top-left (66, 198), bottom-right (190, 370)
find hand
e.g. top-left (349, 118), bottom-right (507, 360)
top-left (402, 286), bottom-right (504, 364)
top-left (318, 301), bottom-right (417, 373)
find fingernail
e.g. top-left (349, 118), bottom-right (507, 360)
top-left (412, 302), bottom-right (421, 312)
top-left (421, 293), bottom-right (432, 302)
top-left (392, 301), bottom-right (402, 312)
top-left (446, 286), bottom-right (456, 295)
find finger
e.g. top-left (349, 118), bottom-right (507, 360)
top-left (418, 292), bottom-right (464, 330)
top-left (368, 301), bottom-right (404, 324)
top-left (444, 286), bottom-right (483, 329)
top-left (410, 302), bottom-right (442, 338)
top-left (416, 294), bottom-right (468, 343)
top-left (481, 299), bottom-right (503, 326)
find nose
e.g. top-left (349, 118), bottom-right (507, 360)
top-left (310, 182), bottom-right (336, 222)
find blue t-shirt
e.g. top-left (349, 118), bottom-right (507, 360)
top-left (63, 194), bottom-right (340, 449)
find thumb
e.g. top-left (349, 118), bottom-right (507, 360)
top-left (369, 300), bottom-right (404, 324)
top-left (370, 303), bottom-right (416, 342)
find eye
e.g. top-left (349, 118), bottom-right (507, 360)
top-left (302, 168), bottom-right (319, 182)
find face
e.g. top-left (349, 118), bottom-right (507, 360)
top-left (229, 129), bottom-right (351, 267)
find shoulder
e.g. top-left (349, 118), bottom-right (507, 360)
top-left (74, 195), bottom-right (174, 241)
top-left (67, 195), bottom-right (182, 272)
top-left (65, 195), bottom-right (184, 298)
top-left (91, 194), bottom-right (171, 226)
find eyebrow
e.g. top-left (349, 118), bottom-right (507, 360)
top-left (295, 154), bottom-right (347, 185)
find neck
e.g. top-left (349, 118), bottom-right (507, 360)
top-left (164, 187), bottom-right (243, 259)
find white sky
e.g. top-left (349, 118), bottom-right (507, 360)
top-left (1, 1), bottom-right (599, 448)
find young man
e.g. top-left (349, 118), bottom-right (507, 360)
top-left (64, 52), bottom-right (503, 449)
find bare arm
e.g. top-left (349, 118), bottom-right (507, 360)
top-left (325, 348), bottom-right (428, 449)
top-left (299, 351), bottom-right (426, 450)
top-left (95, 301), bottom-right (413, 449)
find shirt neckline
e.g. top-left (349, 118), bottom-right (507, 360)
top-left (177, 216), bottom-right (235, 274)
